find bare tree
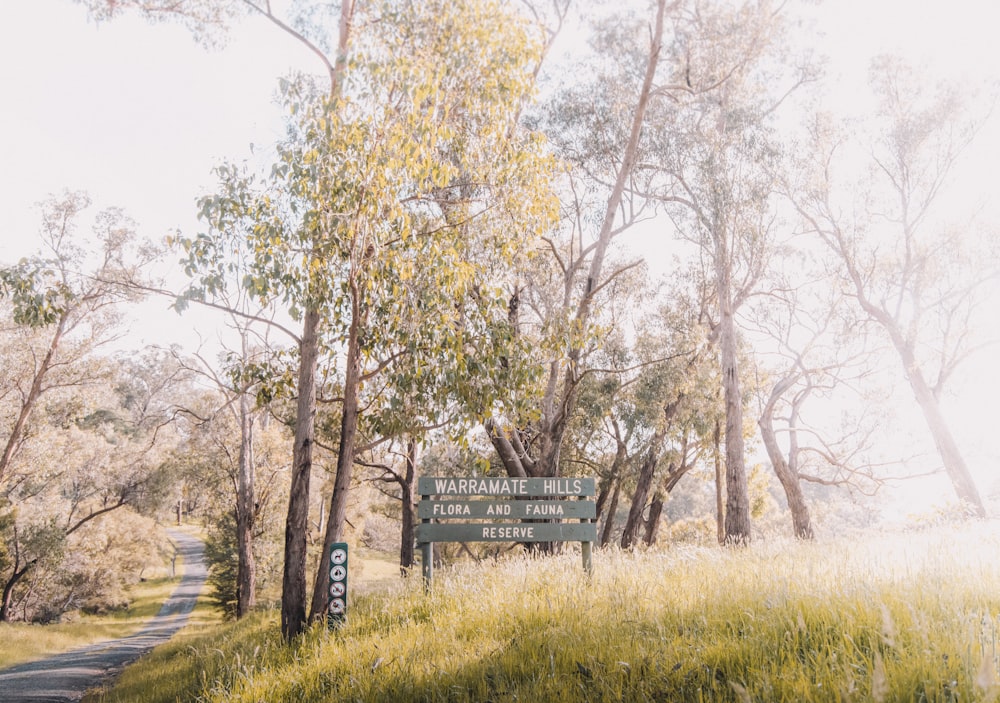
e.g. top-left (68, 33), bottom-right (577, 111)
top-left (792, 57), bottom-right (996, 517)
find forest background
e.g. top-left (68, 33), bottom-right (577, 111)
top-left (1, 0), bottom-right (999, 637)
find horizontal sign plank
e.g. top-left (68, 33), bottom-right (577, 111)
top-left (417, 522), bottom-right (597, 543)
top-left (418, 499), bottom-right (596, 520)
top-left (418, 476), bottom-right (596, 497)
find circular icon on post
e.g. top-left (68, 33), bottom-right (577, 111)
top-left (331, 548), bottom-right (347, 565)
top-left (330, 564), bottom-right (347, 581)
top-left (329, 598), bottom-right (346, 614)
top-left (329, 581), bottom-right (345, 597)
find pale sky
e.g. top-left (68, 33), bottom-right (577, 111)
top-left (1, 0), bottom-right (999, 513)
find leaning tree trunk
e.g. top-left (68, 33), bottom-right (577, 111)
top-left (599, 477), bottom-right (622, 548)
top-left (621, 448), bottom-right (659, 549)
top-left (644, 491), bottom-right (665, 545)
top-left (642, 453), bottom-right (694, 546)
top-left (758, 405), bottom-right (813, 540)
top-left (621, 396), bottom-right (681, 549)
top-left (309, 278), bottom-right (363, 622)
top-left (891, 333), bottom-right (986, 517)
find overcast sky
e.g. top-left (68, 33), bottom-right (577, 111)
top-left (2, 0), bottom-right (996, 261)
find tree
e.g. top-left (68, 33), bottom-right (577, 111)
top-left (0, 348), bottom-right (178, 621)
top-left (486, 0), bottom-right (672, 487)
top-left (792, 58), bottom-right (995, 517)
top-left (638, 0), bottom-right (814, 543)
top-left (78, 0), bottom-right (358, 643)
top-left (168, 0), bottom-right (556, 633)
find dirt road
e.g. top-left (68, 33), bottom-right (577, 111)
top-left (0, 529), bottom-right (207, 702)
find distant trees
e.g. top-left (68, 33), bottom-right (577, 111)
top-left (793, 58), bottom-right (996, 518)
top-left (0, 193), bottom-right (171, 621)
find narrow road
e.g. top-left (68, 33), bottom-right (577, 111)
top-left (0, 529), bottom-right (207, 703)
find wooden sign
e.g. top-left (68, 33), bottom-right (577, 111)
top-left (416, 476), bottom-right (596, 587)
top-left (418, 499), bottom-right (597, 520)
top-left (417, 522), bottom-right (596, 543)
top-left (417, 476), bottom-right (595, 497)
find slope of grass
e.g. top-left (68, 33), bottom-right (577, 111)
top-left (96, 521), bottom-right (1000, 702)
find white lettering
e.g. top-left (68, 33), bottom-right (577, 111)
top-left (432, 503), bottom-right (471, 516)
top-left (526, 503), bottom-right (564, 516)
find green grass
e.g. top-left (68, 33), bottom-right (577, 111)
top-left (94, 522), bottom-right (1000, 702)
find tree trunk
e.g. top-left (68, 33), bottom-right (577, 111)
top-left (0, 560), bottom-right (33, 623)
top-left (621, 448), bottom-right (658, 549)
top-left (895, 340), bottom-right (986, 517)
top-left (643, 491), bottom-right (664, 545)
top-left (235, 390), bottom-right (257, 617)
top-left (309, 279), bottom-right (363, 621)
top-left (713, 419), bottom-right (725, 545)
top-left (621, 395), bottom-right (681, 549)
top-left (716, 255), bottom-right (751, 545)
top-left (399, 438), bottom-right (417, 576)
top-left (599, 476), bottom-right (622, 548)
top-left (758, 412), bottom-right (813, 540)
top-left (0, 312), bottom-right (66, 485)
top-left (280, 306), bottom-right (320, 641)
top-left (643, 454), bottom-right (693, 546)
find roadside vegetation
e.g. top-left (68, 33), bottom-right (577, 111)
top-left (0, 573), bottom-right (182, 670)
top-left (92, 521), bottom-right (1000, 703)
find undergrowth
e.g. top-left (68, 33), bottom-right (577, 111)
top-left (96, 522), bottom-right (1000, 702)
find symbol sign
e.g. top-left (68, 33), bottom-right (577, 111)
top-left (327, 542), bottom-right (348, 628)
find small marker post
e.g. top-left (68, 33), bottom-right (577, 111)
top-left (327, 542), bottom-right (348, 628)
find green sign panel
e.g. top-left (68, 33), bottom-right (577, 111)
top-left (418, 476), bottom-right (596, 497)
top-left (418, 499), bottom-right (596, 520)
top-left (327, 542), bottom-right (348, 628)
top-left (417, 522), bottom-right (597, 543)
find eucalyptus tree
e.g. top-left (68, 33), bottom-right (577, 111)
top-left (633, 0), bottom-right (815, 544)
top-left (0, 346), bottom-right (180, 622)
top-left (77, 0), bottom-right (357, 640)
top-left (0, 192), bottom-right (155, 489)
top-left (486, 0), bottom-right (672, 484)
top-left (168, 0), bottom-right (556, 631)
top-left (792, 58), bottom-right (995, 518)
top-left (87, 0), bottom-right (556, 638)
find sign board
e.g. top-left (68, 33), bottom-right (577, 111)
top-left (327, 542), bottom-right (348, 628)
top-left (418, 499), bottom-right (596, 520)
top-left (416, 476), bottom-right (596, 587)
top-left (417, 522), bottom-right (596, 543)
top-left (417, 476), bottom-right (595, 497)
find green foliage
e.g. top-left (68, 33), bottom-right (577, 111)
top-left (171, 0), bottom-right (558, 460)
top-left (0, 262), bottom-right (71, 327)
top-left (203, 512), bottom-right (240, 619)
top-left (96, 523), bottom-right (1000, 702)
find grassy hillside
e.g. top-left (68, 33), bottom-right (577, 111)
top-left (95, 522), bottom-right (1000, 702)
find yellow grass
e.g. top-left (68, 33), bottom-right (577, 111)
top-left (92, 521), bottom-right (1000, 702)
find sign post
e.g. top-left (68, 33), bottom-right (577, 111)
top-left (416, 476), bottom-right (596, 589)
top-left (327, 542), bottom-right (348, 628)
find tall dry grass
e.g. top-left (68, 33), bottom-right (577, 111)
top-left (96, 521), bottom-right (1000, 702)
